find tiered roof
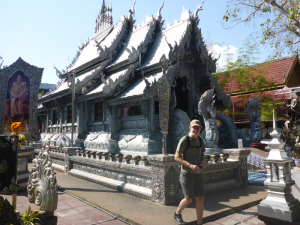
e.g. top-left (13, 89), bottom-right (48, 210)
top-left (40, 1), bottom-right (229, 107)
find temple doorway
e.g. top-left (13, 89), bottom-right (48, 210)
top-left (174, 77), bottom-right (189, 114)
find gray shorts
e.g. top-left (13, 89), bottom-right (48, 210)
top-left (179, 172), bottom-right (205, 198)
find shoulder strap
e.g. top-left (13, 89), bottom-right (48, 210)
top-left (183, 135), bottom-right (190, 160)
top-left (198, 136), bottom-right (203, 163)
top-left (198, 136), bottom-right (202, 148)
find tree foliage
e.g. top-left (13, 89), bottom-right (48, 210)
top-left (223, 0), bottom-right (300, 58)
top-left (214, 38), bottom-right (283, 121)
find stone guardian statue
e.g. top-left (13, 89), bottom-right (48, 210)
top-left (27, 144), bottom-right (58, 212)
top-left (198, 87), bottom-right (220, 150)
top-left (238, 97), bottom-right (263, 146)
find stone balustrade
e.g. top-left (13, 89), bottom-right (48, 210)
top-left (33, 147), bottom-right (250, 205)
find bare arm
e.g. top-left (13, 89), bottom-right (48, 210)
top-left (174, 151), bottom-right (201, 173)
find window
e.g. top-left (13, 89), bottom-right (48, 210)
top-left (67, 105), bottom-right (72, 123)
top-left (95, 102), bottom-right (103, 122)
top-left (53, 110), bottom-right (58, 124)
top-left (122, 106), bottom-right (142, 117)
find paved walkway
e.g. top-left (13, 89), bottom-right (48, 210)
top-left (204, 205), bottom-right (265, 225)
top-left (54, 170), bottom-right (268, 225)
top-left (0, 189), bottom-right (126, 225)
top-left (3, 162), bottom-right (270, 225)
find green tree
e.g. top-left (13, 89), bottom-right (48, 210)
top-left (214, 38), bottom-right (282, 121)
top-left (223, 0), bottom-right (300, 58)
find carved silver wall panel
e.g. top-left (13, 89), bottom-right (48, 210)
top-left (72, 163), bottom-right (151, 189)
top-left (0, 58), bottom-right (43, 141)
top-left (148, 155), bottom-right (181, 205)
top-left (121, 119), bottom-right (146, 130)
top-left (84, 132), bottom-right (117, 152)
top-left (168, 109), bottom-right (190, 153)
top-left (118, 130), bottom-right (161, 155)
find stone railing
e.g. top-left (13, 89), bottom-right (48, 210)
top-left (33, 147), bottom-right (250, 205)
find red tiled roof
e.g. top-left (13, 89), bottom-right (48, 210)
top-left (230, 90), bottom-right (289, 121)
top-left (217, 54), bottom-right (297, 93)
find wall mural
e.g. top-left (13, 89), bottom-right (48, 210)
top-left (4, 71), bottom-right (30, 132)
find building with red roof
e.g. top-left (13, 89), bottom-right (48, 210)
top-left (215, 54), bottom-right (300, 129)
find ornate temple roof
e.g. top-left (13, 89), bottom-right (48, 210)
top-left (67, 26), bottom-right (113, 72)
top-left (39, 1), bottom-right (230, 108)
top-left (140, 21), bottom-right (188, 69)
top-left (109, 71), bottom-right (164, 105)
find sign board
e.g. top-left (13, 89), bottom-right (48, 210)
top-left (0, 135), bottom-right (18, 194)
top-left (238, 139), bottom-right (243, 149)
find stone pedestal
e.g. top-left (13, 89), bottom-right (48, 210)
top-left (222, 148), bottom-right (251, 187)
top-left (62, 147), bottom-right (82, 174)
top-left (18, 147), bottom-right (34, 191)
top-left (148, 155), bottom-right (180, 205)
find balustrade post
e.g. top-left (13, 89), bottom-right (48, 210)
top-left (148, 155), bottom-right (180, 205)
top-left (222, 148), bottom-right (251, 187)
top-left (62, 147), bottom-right (82, 174)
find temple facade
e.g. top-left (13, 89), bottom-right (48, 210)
top-left (34, 1), bottom-right (252, 205)
top-left (38, 0), bottom-right (231, 156)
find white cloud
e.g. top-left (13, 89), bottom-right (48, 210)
top-left (208, 44), bottom-right (239, 72)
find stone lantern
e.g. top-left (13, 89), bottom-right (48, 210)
top-left (257, 110), bottom-right (300, 223)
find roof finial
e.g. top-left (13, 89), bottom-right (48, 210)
top-left (193, 0), bottom-right (205, 20)
top-left (156, 1), bottom-right (164, 22)
top-left (128, 0), bottom-right (136, 20)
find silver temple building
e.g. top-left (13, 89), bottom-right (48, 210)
top-left (36, 1), bottom-right (248, 205)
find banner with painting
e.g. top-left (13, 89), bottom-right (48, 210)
top-left (4, 70), bottom-right (30, 132)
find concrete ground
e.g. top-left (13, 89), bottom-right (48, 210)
top-left (4, 162), bottom-right (270, 225)
top-left (54, 170), bottom-right (268, 225)
top-left (0, 189), bottom-right (126, 225)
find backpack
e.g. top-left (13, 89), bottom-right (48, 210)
top-left (182, 135), bottom-right (203, 168)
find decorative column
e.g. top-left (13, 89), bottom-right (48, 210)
top-left (257, 110), bottom-right (300, 223)
top-left (56, 104), bottom-right (61, 133)
top-left (148, 155), bottom-right (180, 205)
top-left (157, 54), bottom-right (170, 155)
top-left (222, 148), bottom-right (251, 187)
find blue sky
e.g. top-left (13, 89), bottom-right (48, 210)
top-left (0, 0), bottom-right (278, 84)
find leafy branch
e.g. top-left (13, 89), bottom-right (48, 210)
top-left (223, 0), bottom-right (300, 58)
